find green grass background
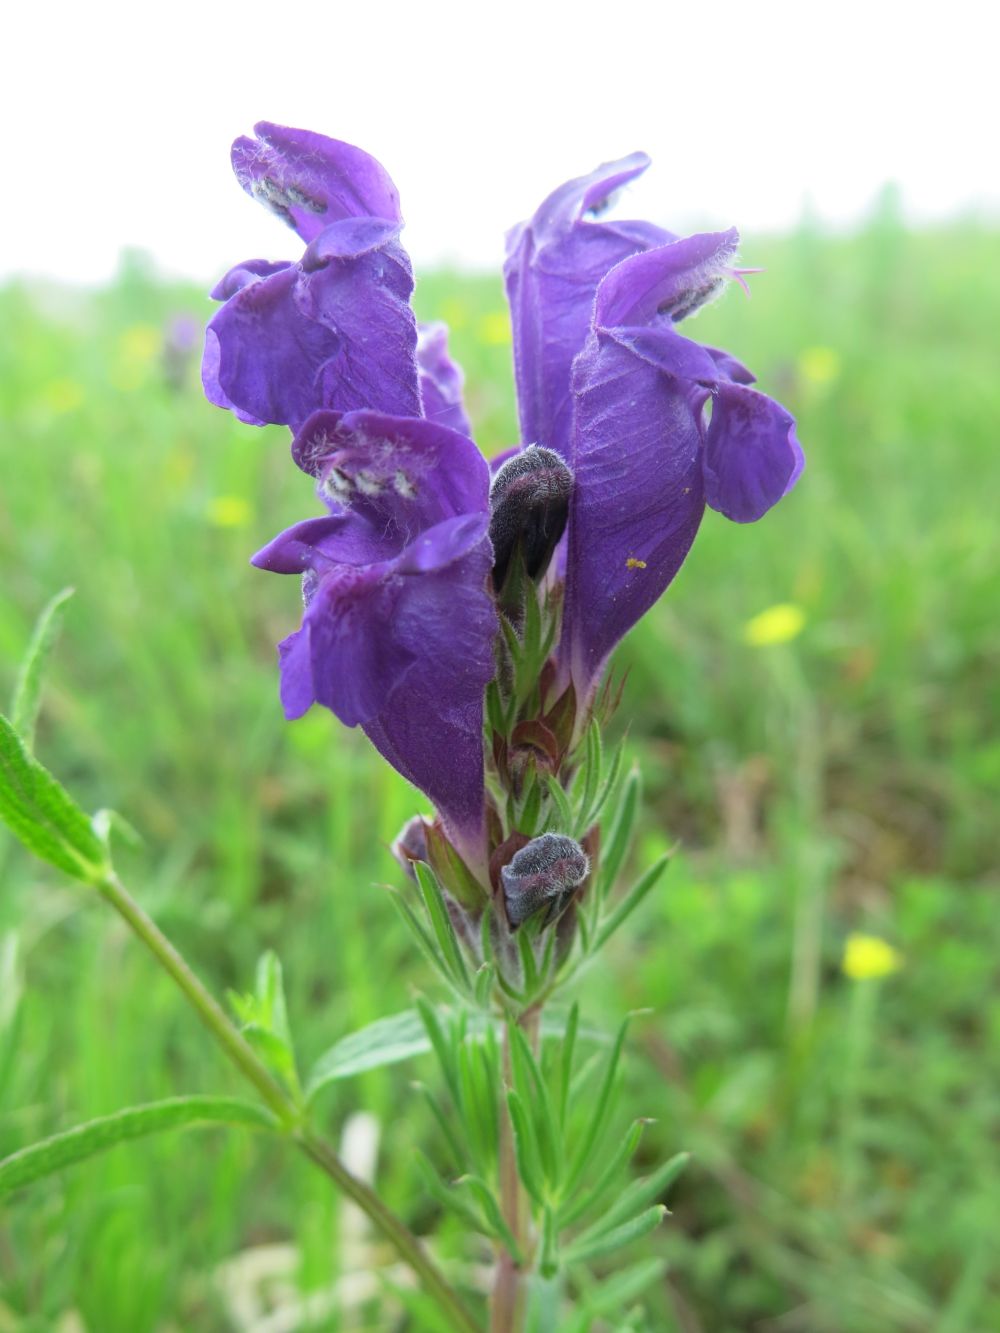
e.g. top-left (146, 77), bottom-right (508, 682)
top-left (1, 200), bottom-right (998, 1331)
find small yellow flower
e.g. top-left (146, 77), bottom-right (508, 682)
top-left (477, 311), bottom-right (512, 346)
top-left (118, 324), bottom-right (161, 365)
top-left (743, 603), bottom-right (805, 646)
top-left (207, 495), bottom-right (251, 528)
top-left (439, 298), bottom-right (468, 332)
top-left (798, 345), bottom-right (841, 384)
top-left (842, 932), bottom-right (903, 981)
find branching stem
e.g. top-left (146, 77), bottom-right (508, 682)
top-left (96, 871), bottom-right (480, 1333)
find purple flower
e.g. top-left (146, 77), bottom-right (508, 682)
top-left (252, 410), bottom-right (497, 862)
top-left (417, 322), bottom-right (472, 438)
top-left (203, 123), bottom-right (421, 430)
top-left (504, 153), bottom-right (673, 461)
top-left (552, 230), bottom-right (803, 699)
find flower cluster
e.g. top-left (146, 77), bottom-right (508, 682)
top-left (204, 122), bottom-right (802, 904)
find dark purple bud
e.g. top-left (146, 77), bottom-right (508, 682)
top-left (500, 832), bottom-right (589, 928)
top-left (489, 446), bottom-right (573, 591)
top-left (391, 815), bottom-right (429, 880)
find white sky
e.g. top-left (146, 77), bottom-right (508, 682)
top-left (4, 0), bottom-right (995, 286)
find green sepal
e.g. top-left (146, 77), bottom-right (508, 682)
top-left (424, 820), bottom-right (488, 910)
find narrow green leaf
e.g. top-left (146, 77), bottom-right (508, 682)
top-left (578, 1257), bottom-right (666, 1318)
top-left (457, 1034), bottom-right (496, 1174)
top-left (562, 1205), bottom-right (666, 1265)
top-left (474, 962), bottom-right (495, 1009)
top-left (413, 1085), bottom-right (464, 1172)
top-left (563, 1016), bottom-right (630, 1197)
top-left (517, 927), bottom-right (539, 995)
top-left (458, 1174), bottom-right (523, 1260)
top-left (10, 588), bottom-right (74, 749)
top-left (570, 1152), bottom-right (689, 1247)
top-left (0, 1096), bottom-right (276, 1195)
top-left (579, 720), bottom-right (603, 829)
top-left (519, 773), bottom-right (543, 837)
top-left (0, 715), bottom-right (106, 883)
top-left (387, 890), bottom-right (458, 992)
top-left (415, 997), bottom-right (461, 1107)
top-left (506, 1089), bottom-right (546, 1205)
top-left (414, 862), bottom-right (471, 991)
top-left (596, 766), bottom-right (641, 901)
top-left (557, 1119), bottom-right (648, 1227)
top-left (509, 1021), bottom-right (561, 1188)
top-left (305, 1009), bottom-right (431, 1100)
top-left (255, 951), bottom-right (291, 1045)
top-left (539, 1203), bottom-right (558, 1277)
top-left (413, 1149), bottom-right (489, 1236)
top-left (91, 807), bottom-right (142, 853)
top-left (542, 775), bottom-right (574, 834)
top-left (594, 854), bottom-right (671, 952)
top-left (558, 1002), bottom-right (579, 1130)
top-left (580, 737), bottom-right (625, 836)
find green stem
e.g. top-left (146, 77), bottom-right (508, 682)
top-left (491, 1006), bottom-right (540, 1333)
top-left (96, 871), bottom-right (480, 1333)
top-left (838, 976), bottom-right (878, 1206)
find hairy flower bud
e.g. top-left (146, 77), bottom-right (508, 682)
top-left (500, 832), bottom-right (589, 927)
top-left (489, 446), bottom-right (573, 591)
top-left (391, 814), bottom-right (429, 879)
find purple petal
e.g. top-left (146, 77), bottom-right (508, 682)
top-left (504, 153), bottom-right (674, 459)
top-left (304, 565), bottom-right (415, 728)
top-left (702, 381), bottom-right (804, 522)
top-left (251, 512), bottom-right (397, 572)
top-left (291, 410), bottom-right (490, 540)
top-left (232, 122), bottom-right (403, 242)
top-left (417, 323), bottom-right (472, 437)
top-left (705, 345), bottom-right (756, 385)
top-left (611, 324), bottom-right (722, 384)
top-left (595, 229), bottom-right (740, 328)
top-left (363, 535), bottom-right (497, 865)
top-left (204, 235), bottom-right (420, 429)
top-left (395, 514), bottom-right (490, 575)
top-left (204, 265), bottom-right (342, 428)
top-left (210, 258), bottom-right (292, 302)
top-left (559, 333), bottom-right (705, 697)
top-left (277, 629), bottom-right (315, 719)
top-left (293, 232), bottom-right (420, 422)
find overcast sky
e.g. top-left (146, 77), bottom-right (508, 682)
top-left (5, 0), bottom-right (994, 285)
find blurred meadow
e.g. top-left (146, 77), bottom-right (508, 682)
top-left (1, 200), bottom-right (998, 1331)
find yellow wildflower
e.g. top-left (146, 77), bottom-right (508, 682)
top-left (743, 603), bottom-right (805, 646)
top-left (207, 495), bottom-right (251, 528)
top-left (842, 932), bottom-right (903, 981)
top-left (798, 345), bottom-right (841, 384)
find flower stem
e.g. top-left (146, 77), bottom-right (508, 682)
top-left (491, 1006), bottom-right (540, 1333)
top-left (95, 871), bottom-right (480, 1333)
